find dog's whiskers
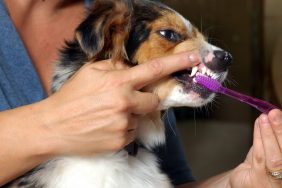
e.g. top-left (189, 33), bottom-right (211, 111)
top-left (162, 109), bottom-right (176, 136)
top-left (193, 109), bottom-right (197, 136)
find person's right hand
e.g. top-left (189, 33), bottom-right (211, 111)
top-left (39, 52), bottom-right (199, 156)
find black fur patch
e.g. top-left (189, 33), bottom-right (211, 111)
top-left (126, 0), bottom-right (164, 63)
top-left (59, 40), bottom-right (88, 67)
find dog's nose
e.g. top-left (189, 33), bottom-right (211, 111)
top-left (214, 50), bottom-right (232, 67)
top-left (205, 50), bottom-right (232, 72)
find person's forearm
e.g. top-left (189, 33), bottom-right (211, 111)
top-left (177, 170), bottom-right (232, 188)
top-left (0, 100), bottom-right (59, 186)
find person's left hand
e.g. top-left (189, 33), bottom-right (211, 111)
top-left (229, 109), bottom-right (282, 188)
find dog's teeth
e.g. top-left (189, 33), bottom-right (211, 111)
top-left (201, 67), bottom-right (207, 75)
top-left (190, 67), bottom-right (198, 77)
top-left (207, 69), bottom-right (211, 76)
top-left (212, 74), bottom-right (218, 79)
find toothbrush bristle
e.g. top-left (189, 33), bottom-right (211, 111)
top-left (195, 75), bottom-right (222, 92)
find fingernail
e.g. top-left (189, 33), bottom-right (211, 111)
top-left (188, 54), bottom-right (200, 65)
top-left (260, 114), bottom-right (270, 125)
top-left (270, 110), bottom-right (282, 124)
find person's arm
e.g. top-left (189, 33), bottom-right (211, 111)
top-left (176, 171), bottom-right (231, 188)
top-left (0, 52), bottom-right (199, 186)
top-left (0, 101), bottom-right (60, 185)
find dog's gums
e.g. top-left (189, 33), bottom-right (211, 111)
top-left (172, 62), bottom-right (222, 99)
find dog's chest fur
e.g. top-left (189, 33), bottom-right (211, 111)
top-left (6, 116), bottom-right (172, 188)
top-left (25, 151), bottom-right (171, 188)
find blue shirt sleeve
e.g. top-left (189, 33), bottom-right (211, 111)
top-left (154, 109), bottom-right (195, 186)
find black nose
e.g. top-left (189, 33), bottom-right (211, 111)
top-left (205, 50), bottom-right (232, 72)
top-left (214, 50), bottom-right (233, 66)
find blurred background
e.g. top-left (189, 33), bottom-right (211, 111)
top-left (161, 0), bottom-right (282, 180)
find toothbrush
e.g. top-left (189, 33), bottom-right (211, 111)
top-left (195, 75), bottom-right (280, 113)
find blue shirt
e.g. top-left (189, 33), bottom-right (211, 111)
top-left (0, 0), bottom-right (194, 185)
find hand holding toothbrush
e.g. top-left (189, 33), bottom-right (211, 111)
top-left (228, 109), bottom-right (282, 188)
top-left (192, 75), bottom-right (282, 188)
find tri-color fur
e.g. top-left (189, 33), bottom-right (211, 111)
top-left (5, 0), bottom-right (232, 187)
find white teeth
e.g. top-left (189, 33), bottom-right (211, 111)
top-left (188, 65), bottom-right (218, 79)
top-left (201, 67), bottom-right (207, 75)
top-left (190, 66), bottom-right (198, 77)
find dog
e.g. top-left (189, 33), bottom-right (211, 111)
top-left (5, 0), bottom-right (232, 187)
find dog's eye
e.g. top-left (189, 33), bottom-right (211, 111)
top-left (157, 30), bottom-right (182, 42)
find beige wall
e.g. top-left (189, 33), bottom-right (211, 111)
top-left (264, 0), bottom-right (282, 59)
top-left (264, 0), bottom-right (282, 105)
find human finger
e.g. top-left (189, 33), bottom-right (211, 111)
top-left (130, 91), bottom-right (159, 114)
top-left (252, 119), bottom-right (266, 168)
top-left (127, 115), bottom-right (138, 132)
top-left (268, 109), bottom-right (282, 149)
top-left (88, 59), bottom-right (130, 71)
top-left (259, 114), bottom-right (282, 187)
top-left (259, 114), bottom-right (282, 171)
top-left (126, 52), bottom-right (200, 89)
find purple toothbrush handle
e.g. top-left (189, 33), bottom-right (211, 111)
top-left (220, 87), bottom-right (279, 113)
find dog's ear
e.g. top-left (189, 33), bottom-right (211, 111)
top-left (75, 0), bottom-right (132, 62)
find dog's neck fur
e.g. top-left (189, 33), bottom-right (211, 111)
top-left (137, 111), bottom-right (166, 150)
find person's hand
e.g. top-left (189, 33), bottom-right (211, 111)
top-left (38, 52), bottom-right (199, 156)
top-left (229, 109), bottom-right (282, 188)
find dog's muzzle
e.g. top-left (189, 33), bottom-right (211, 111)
top-left (204, 50), bottom-right (233, 72)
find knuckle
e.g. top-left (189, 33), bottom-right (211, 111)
top-left (81, 63), bottom-right (93, 73)
top-left (274, 128), bottom-right (282, 135)
top-left (118, 99), bottom-right (130, 111)
top-left (108, 73), bottom-right (128, 87)
top-left (255, 156), bottom-right (264, 165)
top-left (116, 93), bottom-right (132, 111)
top-left (108, 73), bottom-right (120, 85)
top-left (254, 153), bottom-right (264, 165)
top-left (106, 73), bottom-right (121, 86)
top-left (268, 158), bottom-right (282, 169)
top-left (148, 59), bottom-right (163, 76)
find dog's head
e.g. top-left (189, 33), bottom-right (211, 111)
top-left (75, 0), bottom-right (232, 109)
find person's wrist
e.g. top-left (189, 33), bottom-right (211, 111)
top-left (28, 98), bottom-right (64, 160)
